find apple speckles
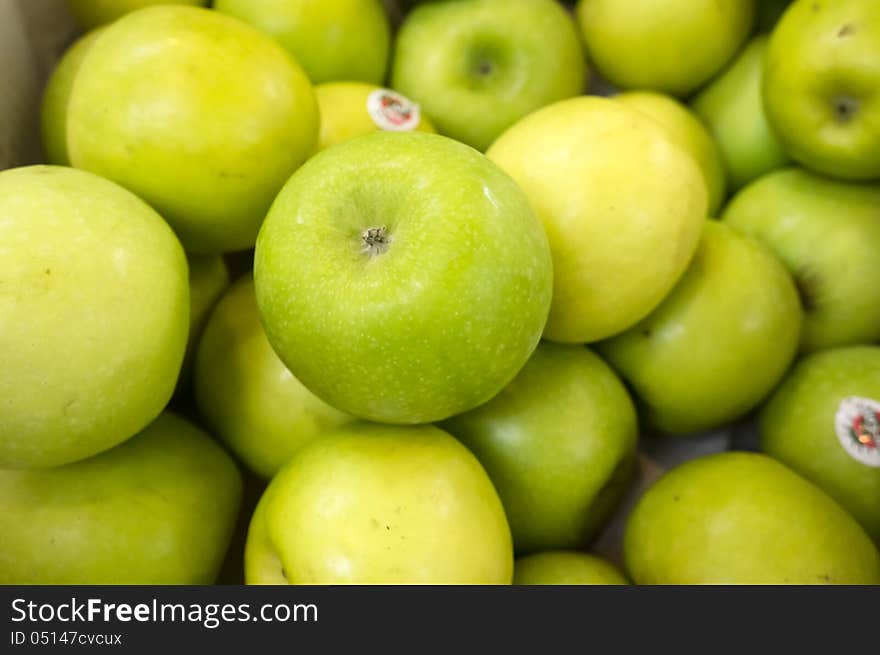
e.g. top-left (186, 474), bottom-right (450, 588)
top-left (832, 95), bottom-right (860, 124)
top-left (837, 23), bottom-right (856, 38)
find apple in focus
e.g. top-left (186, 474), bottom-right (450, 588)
top-left (514, 552), bottom-right (629, 585)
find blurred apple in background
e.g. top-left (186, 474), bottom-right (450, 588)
top-left (723, 168), bottom-right (880, 351)
top-left (514, 552), bottom-right (629, 585)
top-left (444, 343), bottom-right (637, 553)
top-left (763, 0), bottom-right (880, 180)
top-left (392, 0), bottom-right (586, 151)
top-left (692, 37), bottom-right (790, 192)
top-left (255, 132), bottom-right (552, 424)
top-left (315, 82), bottom-right (435, 152)
top-left (599, 222), bottom-right (801, 436)
top-left (760, 346), bottom-right (880, 540)
top-left (214, 0), bottom-right (390, 85)
top-left (66, 0), bottom-right (207, 29)
top-left (245, 423), bottom-right (512, 584)
top-left (576, 0), bottom-right (755, 96)
top-left (40, 28), bottom-right (103, 166)
top-left (67, 6), bottom-right (319, 253)
top-left (196, 275), bottom-right (352, 479)
top-left (617, 91), bottom-right (726, 215)
top-left (0, 413), bottom-right (242, 584)
top-left (488, 96), bottom-right (706, 344)
top-left (625, 452), bottom-right (880, 584)
top-left (0, 166), bottom-right (188, 469)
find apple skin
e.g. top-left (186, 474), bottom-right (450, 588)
top-left (598, 221), bottom-right (801, 436)
top-left (40, 28), bottom-right (103, 166)
top-left (245, 423), bottom-right (513, 584)
top-left (443, 343), bottom-right (637, 553)
top-left (722, 168), bottom-right (880, 351)
top-left (617, 91), bottom-right (726, 215)
top-left (67, 6), bottom-right (319, 253)
top-left (514, 552), bottom-right (629, 585)
top-left (692, 37), bottom-right (791, 192)
top-left (391, 0), bottom-right (586, 151)
top-left (0, 166), bottom-right (188, 469)
top-left (487, 96), bottom-right (706, 344)
top-left (66, 0), bottom-right (207, 29)
top-left (195, 275), bottom-right (353, 479)
top-left (576, 0), bottom-right (755, 96)
top-left (625, 452), bottom-right (880, 584)
top-left (760, 346), bottom-right (880, 540)
top-left (0, 412), bottom-right (242, 584)
top-left (255, 132), bottom-right (552, 424)
top-left (214, 0), bottom-right (390, 85)
top-left (763, 0), bottom-right (880, 180)
top-left (176, 253), bottom-right (230, 391)
top-left (315, 82), bottom-right (436, 152)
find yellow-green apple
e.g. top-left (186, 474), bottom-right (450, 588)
top-left (576, 0), bottom-right (755, 96)
top-left (598, 222), bottom-right (801, 435)
top-left (40, 28), bottom-right (103, 166)
top-left (67, 6), bottom-right (318, 253)
top-left (625, 452), bottom-right (880, 584)
top-left (723, 168), bottom-right (880, 351)
top-left (255, 132), bottom-right (552, 424)
top-left (617, 91), bottom-right (726, 214)
top-left (692, 37), bottom-right (791, 191)
top-left (315, 82), bottom-right (435, 152)
top-left (214, 0), bottom-right (390, 85)
top-left (763, 0), bottom-right (880, 180)
top-left (0, 413), bottom-right (242, 584)
top-left (0, 166), bottom-right (188, 469)
top-left (760, 346), bottom-right (880, 540)
top-left (514, 552), bottom-right (629, 585)
top-left (245, 423), bottom-right (512, 584)
top-left (444, 343), bottom-right (637, 552)
top-left (175, 253), bottom-right (230, 391)
top-left (391, 0), bottom-right (586, 151)
top-left (66, 0), bottom-right (207, 29)
top-left (487, 96), bottom-right (706, 343)
top-left (195, 275), bottom-right (352, 479)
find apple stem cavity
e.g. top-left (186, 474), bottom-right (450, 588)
top-left (832, 96), bottom-right (860, 124)
top-left (362, 225), bottom-right (391, 257)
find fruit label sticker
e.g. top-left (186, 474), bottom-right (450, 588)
top-left (367, 89), bottom-right (421, 132)
top-left (834, 396), bottom-right (880, 467)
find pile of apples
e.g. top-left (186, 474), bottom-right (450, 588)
top-left (1, 0), bottom-right (878, 585)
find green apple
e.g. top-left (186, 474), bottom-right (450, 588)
top-left (315, 82), bottom-right (436, 152)
top-left (723, 168), bottom-right (880, 351)
top-left (255, 132), bottom-right (552, 424)
top-left (760, 346), bottom-right (880, 540)
top-left (391, 0), bottom-right (586, 151)
top-left (245, 423), bottom-right (512, 584)
top-left (576, 0), bottom-right (755, 96)
top-left (214, 0), bottom-right (390, 85)
top-left (444, 343), bottom-right (637, 553)
top-left (66, 0), bottom-right (207, 29)
top-left (763, 0), bottom-right (880, 180)
top-left (625, 452), bottom-right (880, 584)
top-left (0, 412), bottom-right (242, 584)
top-left (598, 222), bottom-right (801, 435)
top-left (487, 96), bottom-right (706, 343)
top-left (175, 253), bottom-right (230, 392)
top-left (617, 91), bottom-right (726, 215)
top-left (67, 6), bottom-right (319, 253)
top-left (514, 552), bottom-right (629, 585)
top-left (40, 28), bottom-right (103, 166)
top-left (195, 275), bottom-right (353, 479)
top-left (0, 166), bottom-right (188, 469)
top-left (692, 37), bottom-right (791, 191)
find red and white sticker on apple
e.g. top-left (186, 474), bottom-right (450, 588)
top-left (367, 89), bottom-right (421, 132)
top-left (834, 396), bottom-right (880, 467)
